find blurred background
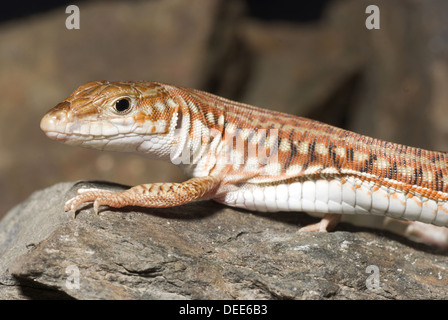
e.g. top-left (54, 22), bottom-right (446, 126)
top-left (1, 0), bottom-right (448, 219)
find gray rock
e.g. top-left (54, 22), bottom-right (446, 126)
top-left (1, 182), bottom-right (448, 299)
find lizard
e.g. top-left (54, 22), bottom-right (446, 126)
top-left (40, 80), bottom-right (448, 248)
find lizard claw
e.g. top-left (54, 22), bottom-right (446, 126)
top-left (64, 187), bottom-right (114, 218)
top-left (93, 199), bottom-right (103, 215)
top-left (64, 195), bottom-right (86, 218)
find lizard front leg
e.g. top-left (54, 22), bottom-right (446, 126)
top-left (65, 176), bottom-right (221, 217)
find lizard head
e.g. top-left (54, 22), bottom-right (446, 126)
top-left (40, 80), bottom-right (182, 157)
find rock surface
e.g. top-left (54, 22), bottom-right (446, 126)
top-left (1, 182), bottom-right (448, 299)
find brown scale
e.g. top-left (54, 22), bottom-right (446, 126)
top-left (167, 84), bottom-right (448, 200)
top-left (68, 81), bottom-right (448, 200)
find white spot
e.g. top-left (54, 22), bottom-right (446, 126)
top-left (166, 98), bottom-right (178, 108)
top-left (264, 163), bottom-right (282, 176)
top-left (315, 143), bottom-right (327, 156)
top-left (279, 139), bottom-right (290, 152)
top-left (224, 122), bottom-right (237, 135)
top-left (354, 151), bottom-right (369, 162)
top-left (297, 141), bottom-right (309, 154)
top-left (375, 158), bottom-right (389, 170)
top-left (217, 114), bottom-right (225, 125)
top-left (206, 112), bottom-right (215, 124)
top-left (286, 164), bottom-right (303, 176)
top-left (153, 101), bottom-right (166, 113)
top-left (335, 147), bottom-right (346, 158)
top-left (422, 170), bottom-right (434, 183)
top-left (187, 100), bottom-right (199, 114)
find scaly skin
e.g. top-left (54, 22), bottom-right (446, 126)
top-left (40, 81), bottom-right (448, 247)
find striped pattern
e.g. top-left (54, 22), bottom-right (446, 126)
top-left (40, 80), bottom-right (448, 229)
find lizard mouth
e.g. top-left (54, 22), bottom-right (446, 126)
top-left (40, 104), bottom-right (171, 154)
top-left (40, 111), bottom-right (149, 152)
top-left (40, 100), bottom-right (127, 141)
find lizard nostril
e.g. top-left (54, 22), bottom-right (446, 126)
top-left (52, 101), bottom-right (71, 112)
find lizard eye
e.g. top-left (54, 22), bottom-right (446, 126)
top-left (114, 98), bottom-right (132, 113)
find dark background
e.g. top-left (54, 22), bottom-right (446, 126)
top-left (1, 0), bottom-right (448, 219)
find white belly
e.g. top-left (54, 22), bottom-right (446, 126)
top-left (214, 177), bottom-right (448, 227)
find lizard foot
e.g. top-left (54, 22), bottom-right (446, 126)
top-left (298, 214), bottom-right (341, 233)
top-left (64, 188), bottom-right (117, 217)
top-left (382, 217), bottom-right (448, 249)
